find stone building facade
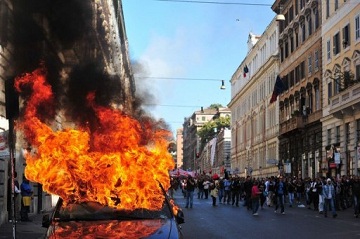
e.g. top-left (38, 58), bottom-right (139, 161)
top-left (229, 19), bottom-right (280, 178)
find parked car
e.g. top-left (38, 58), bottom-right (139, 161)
top-left (42, 185), bottom-right (184, 238)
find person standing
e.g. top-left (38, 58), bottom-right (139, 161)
top-left (218, 177), bottom-right (224, 203)
top-left (274, 176), bottom-right (286, 215)
top-left (351, 176), bottom-right (360, 218)
top-left (259, 179), bottom-right (266, 209)
top-left (185, 175), bottom-right (196, 208)
top-left (287, 178), bottom-right (296, 207)
top-left (197, 177), bottom-right (204, 199)
top-left (210, 180), bottom-right (219, 206)
top-left (323, 178), bottom-right (337, 218)
top-left (231, 176), bottom-right (242, 207)
top-left (317, 177), bottom-right (325, 214)
top-left (14, 171), bottom-right (21, 221)
top-left (251, 181), bottom-right (261, 216)
top-left (243, 176), bottom-right (253, 210)
top-left (20, 176), bottom-right (33, 221)
top-left (223, 177), bottom-right (232, 204)
top-left (203, 178), bottom-right (211, 199)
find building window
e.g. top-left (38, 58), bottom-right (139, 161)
top-left (301, 23), bottom-right (306, 42)
top-left (314, 50), bottom-right (319, 70)
top-left (343, 24), bottom-right (350, 48)
top-left (295, 31), bottom-right (299, 48)
top-left (333, 32), bottom-right (340, 55)
top-left (308, 16), bottom-right (312, 36)
top-left (300, 61), bottom-right (305, 79)
top-left (335, 0), bottom-right (339, 11)
top-left (314, 8), bottom-right (319, 29)
top-left (328, 82), bottom-right (333, 104)
top-left (355, 14), bottom-right (360, 41)
top-left (315, 87), bottom-right (320, 111)
top-left (327, 40), bottom-right (331, 60)
top-left (289, 6), bottom-right (294, 22)
top-left (300, 0), bottom-right (305, 9)
top-left (308, 55), bottom-right (312, 75)
top-left (327, 129), bottom-right (332, 145)
top-left (356, 64), bottom-right (360, 81)
top-left (336, 126), bottom-right (340, 143)
top-left (345, 123), bottom-right (350, 145)
top-left (334, 77), bottom-right (340, 95)
top-left (326, 0), bottom-right (330, 18)
top-left (285, 40), bottom-right (289, 58)
top-left (295, 65), bottom-right (300, 84)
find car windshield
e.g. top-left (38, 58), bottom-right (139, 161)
top-left (54, 199), bottom-right (173, 222)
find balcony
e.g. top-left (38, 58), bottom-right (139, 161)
top-left (279, 115), bottom-right (305, 135)
top-left (329, 84), bottom-right (360, 119)
top-left (307, 109), bottom-right (322, 124)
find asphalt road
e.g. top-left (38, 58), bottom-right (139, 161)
top-left (173, 190), bottom-right (360, 239)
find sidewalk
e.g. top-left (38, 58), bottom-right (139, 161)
top-left (0, 212), bottom-right (48, 239)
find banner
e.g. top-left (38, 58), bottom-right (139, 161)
top-left (334, 152), bottom-right (341, 164)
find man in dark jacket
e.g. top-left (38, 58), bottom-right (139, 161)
top-left (243, 176), bottom-right (253, 210)
top-left (274, 176), bottom-right (287, 214)
top-left (185, 175), bottom-right (196, 208)
top-left (231, 176), bottom-right (242, 207)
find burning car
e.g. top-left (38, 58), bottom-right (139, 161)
top-left (42, 185), bottom-right (184, 239)
top-left (14, 65), bottom-right (183, 238)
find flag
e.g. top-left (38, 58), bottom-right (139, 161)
top-left (243, 65), bottom-right (249, 77)
top-left (270, 75), bottom-right (286, 104)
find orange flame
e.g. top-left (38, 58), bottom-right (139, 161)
top-left (49, 220), bottom-right (162, 238)
top-left (15, 67), bottom-right (174, 210)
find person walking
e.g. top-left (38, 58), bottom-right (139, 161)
top-left (185, 175), bottom-right (196, 208)
top-left (20, 176), bottom-right (33, 222)
top-left (274, 176), bottom-right (286, 215)
top-left (323, 178), bottom-right (337, 218)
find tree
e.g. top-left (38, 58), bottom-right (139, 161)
top-left (209, 103), bottom-right (223, 109)
top-left (197, 116), bottom-right (230, 147)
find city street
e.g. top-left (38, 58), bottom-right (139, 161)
top-left (174, 190), bottom-right (360, 239)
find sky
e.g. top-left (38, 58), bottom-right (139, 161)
top-left (122, 0), bottom-right (276, 137)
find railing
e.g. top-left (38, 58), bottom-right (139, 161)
top-left (307, 110), bottom-right (322, 124)
top-left (279, 116), bottom-right (305, 135)
top-left (329, 84), bottom-right (360, 118)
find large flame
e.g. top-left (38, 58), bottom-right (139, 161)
top-left (15, 67), bottom-right (174, 210)
top-left (49, 220), bottom-right (162, 238)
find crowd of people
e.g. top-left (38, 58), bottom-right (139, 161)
top-left (169, 173), bottom-right (360, 218)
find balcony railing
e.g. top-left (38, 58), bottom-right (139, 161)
top-left (279, 115), bottom-right (305, 135)
top-left (329, 84), bottom-right (360, 118)
top-left (307, 109), bottom-right (322, 124)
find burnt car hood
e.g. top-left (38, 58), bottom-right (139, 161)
top-left (46, 218), bottom-right (182, 239)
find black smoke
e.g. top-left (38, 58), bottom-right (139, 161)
top-left (11, 0), bottom-right (170, 135)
